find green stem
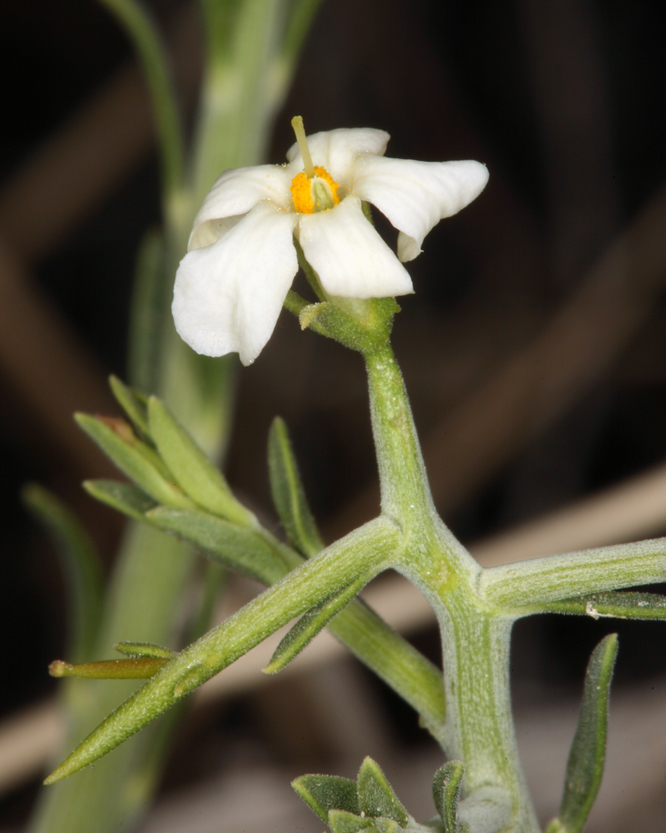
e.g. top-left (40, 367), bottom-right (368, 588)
top-left (434, 600), bottom-right (539, 832)
top-left (45, 519), bottom-right (400, 783)
top-left (364, 343), bottom-right (539, 831)
top-left (480, 538), bottom-right (666, 609)
top-left (364, 344), bottom-right (433, 522)
top-left (364, 344), bottom-right (475, 574)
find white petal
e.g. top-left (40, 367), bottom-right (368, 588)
top-left (353, 157), bottom-right (489, 261)
top-left (173, 202), bottom-right (298, 365)
top-left (286, 128), bottom-right (390, 188)
top-left (189, 215), bottom-right (242, 251)
top-left (189, 164), bottom-right (292, 251)
top-left (299, 195), bottom-right (413, 299)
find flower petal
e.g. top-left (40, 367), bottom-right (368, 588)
top-left (286, 128), bottom-right (390, 188)
top-left (353, 157), bottom-right (489, 261)
top-left (173, 202), bottom-right (299, 365)
top-left (189, 165), bottom-right (292, 251)
top-left (299, 195), bottom-right (413, 299)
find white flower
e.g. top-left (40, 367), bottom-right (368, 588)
top-left (173, 127), bottom-right (489, 365)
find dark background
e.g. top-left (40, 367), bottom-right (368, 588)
top-left (1, 0), bottom-right (666, 829)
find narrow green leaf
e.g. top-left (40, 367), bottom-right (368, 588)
top-left (264, 576), bottom-right (367, 674)
top-left (83, 480), bottom-right (158, 522)
top-left (22, 485), bottom-right (104, 663)
top-left (557, 634), bottom-right (618, 833)
top-left (358, 758), bottom-right (409, 824)
top-left (327, 599), bottom-right (446, 733)
top-left (115, 642), bottom-right (174, 659)
top-left (328, 810), bottom-right (376, 833)
top-left (43, 519), bottom-right (397, 784)
top-left (268, 417), bottom-right (324, 557)
top-left (148, 396), bottom-right (254, 527)
top-left (87, 484), bottom-right (446, 737)
top-left (292, 774), bottom-right (360, 822)
top-left (432, 761), bottom-right (464, 832)
top-left (75, 413), bottom-right (193, 508)
top-left (145, 501), bottom-right (445, 730)
top-left (533, 591), bottom-right (666, 620)
top-left (147, 506), bottom-right (292, 584)
top-left (109, 375), bottom-right (151, 440)
top-left (49, 657), bottom-right (167, 680)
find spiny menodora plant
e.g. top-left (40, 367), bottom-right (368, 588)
top-left (22, 2), bottom-right (666, 832)
top-left (40, 109), bottom-right (666, 833)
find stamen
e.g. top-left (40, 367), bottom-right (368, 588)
top-left (291, 116), bottom-right (315, 179)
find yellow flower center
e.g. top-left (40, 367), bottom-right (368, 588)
top-left (290, 166), bottom-right (341, 214)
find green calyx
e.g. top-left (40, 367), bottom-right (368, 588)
top-left (285, 291), bottom-right (400, 355)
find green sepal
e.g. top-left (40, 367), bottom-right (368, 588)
top-left (328, 810), bottom-right (376, 833)
top-left (49, 657), bottom-right (168, 680)
top-left (292, 774), bottom-right (360, 822)
top-left (268, 416), bottom-right (324, 557)
top-left (146, 506), bottom-right (292, 584)
top-left (358, 757), bottom-right (409, 825)
top-left (555, 633), bottom-right (618, 833)
top-left (537, 590), bottom-right (666, 620)
top-left (75, 413), bottom-right (193, 508)
top-left (264, 576), bottom-right (366, 674)
top-left (297, 297), bottom-right (399, 356)
top-left (109, 375), bottom-right (151, 440)
top-left (432, 762), bottom-right (464, 832)
top-left (115, 642), bottom-right (174, 659)
top-left (147, 396), bottom-right (254, 527)
top-left (21, 484), bottom-right (104, 663)
top-left (83, 480), bottom-right (158, 522)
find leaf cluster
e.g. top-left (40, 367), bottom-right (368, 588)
top-left (294, 756), bottom-right (451, 833)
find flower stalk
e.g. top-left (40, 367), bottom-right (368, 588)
top-left (362, 341), bottom-right (539, 830)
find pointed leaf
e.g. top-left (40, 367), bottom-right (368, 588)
top-left (115, 642), bottom-right (174, 659)
top-left (49, 657), bottom-right (168, 680)
top-left (83, 479), bottom-right (158, 521)
top-left (432, 761), bottom-right (464, 832)
top-left (75, 413), bottom-right (193, 508)
top-left (358, 758), bottom-right (409, 824)
top-left (557, 634), bottom-right (618, 833)
top-left (147, 506), bottom-right (292, 584)
top-left (264, 575), bottom-right (367, 674)
top-left (268, 417), bottom-right (324, 557)
top-left (292, 774), bottom-right (360, 822)
top-left (148, 396), bottom-right (254, 527)
top-left (537, 591), bottom-right (666, 620)
top-left (328, 810), bottom-right (376, 833)
top-left (22, 485), bottom-right (104, 662)
top-left (43, 519), bottom-right (397, 784)
top-left (109, 375), bottom-right (151, 439)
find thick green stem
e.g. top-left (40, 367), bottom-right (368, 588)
top-left (364, 343), bottom-right (476, 578)
top-left (435, 600), bottom-right (539, 832)
top-left (364, 343), bottom-right (538, 831)
top-left (364, 344), bottom-right (433, 522)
